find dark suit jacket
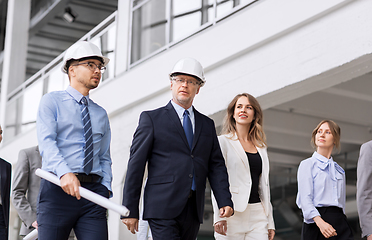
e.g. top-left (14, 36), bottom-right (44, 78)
top-left (122, 101), bottom-right (233, 223)
top-left (12, 146), bottom-right (41, 236)
top-left (0, 158), bottom-right (11, 233)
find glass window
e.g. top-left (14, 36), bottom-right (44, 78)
top-left (216, 0), bottom-right (234, 18)
top-left (131, 0), bottom-right (167, 64)
top-left (130, 0), bottom-right (259, 64)
top-left (4, 99), bottom-right (18, 142)
top-left (172, 11), bottom-right (202, 42)
top-left (48, 66), bottom-right (69, 93)
top-left (173, 0), bottom-right (201, 14)
top-left (21, 79), bottom-right (43, 133)
top-left (133, 0), bottom-right (147, 7)
top-left (101, 23), bottom-right (117, 80)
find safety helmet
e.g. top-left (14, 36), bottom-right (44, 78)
top-left (61, 41), bottom-right (110, 73)
top-left (169, 58), bottom-right (206, 87)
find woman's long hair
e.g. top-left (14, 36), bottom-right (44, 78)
top-left (222, 93), bottom-right (267, 148)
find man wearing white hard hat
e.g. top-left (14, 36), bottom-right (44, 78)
top-left (122, 58), bottom-right (234, 240)
top-left (36, 41), bottom-right (112, 240)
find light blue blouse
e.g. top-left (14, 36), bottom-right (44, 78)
top-left (296, 151), bottom-right (345, 223)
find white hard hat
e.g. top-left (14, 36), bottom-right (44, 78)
top-left (61, 41), bottom-right (110, 73)
top-left (169, 58), bottom-right (206, 87)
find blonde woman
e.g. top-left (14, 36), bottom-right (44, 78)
top-left (296, 120), bottom-right (353, 240)
top-left (212, 93), bottom-right (275, 240)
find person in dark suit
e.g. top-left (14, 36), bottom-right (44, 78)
top-left (121, 58), bottom-right (234, 240)
top-left (0, 125), bottom-right (12, 240)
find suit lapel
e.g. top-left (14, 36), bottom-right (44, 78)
top-left (165, 101), bottom-right (190, 148)
top-left (226, 134), bottom-right (249, 169)
top-left (257, 147), bottom-right (269, 183)
top-left (192, 108), bottom-right (203, 151)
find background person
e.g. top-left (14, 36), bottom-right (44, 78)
top-left (121, 58), bottom-right (234, 240)
top-left (0, 125), bottom-right (12, 240)
top-left (11, 146), bottom-right (42, 237)
top-left (36, 41), bottom-right (112, 240)
top-left (357, 140), bottom-right (372, 239)
top-left (212, 93), bottom-right (275, 240)
top-left (296, 120), bottom-right (353, 240)
top-left (11, 146), bottom-right (75, 239)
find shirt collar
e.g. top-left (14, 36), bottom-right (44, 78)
top-left (312, 151), bottom-right (344, 174)
top-left (66, 85), bottom-right (90, 105)
top-left (312, 151), bottom-right (333, 164)
top-left (171, 100), bottom-right (193, 119)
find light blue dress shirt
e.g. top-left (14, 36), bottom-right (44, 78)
top-left (171, 100), bottom-right (195, 133)
top-left (296, 151), bottom-right (345, 223)
top-left (37, 86), bottom-right (112, 195)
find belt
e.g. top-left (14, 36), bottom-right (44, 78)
top-left (188, 190), bottom-right (195, 199)
top-left (74, 173), bottom-right (102, 183)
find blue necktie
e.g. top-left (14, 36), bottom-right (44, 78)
top-left (81, 97), bottom-right (93, 175)
top-left (183, 110), bottom-right (196, 190)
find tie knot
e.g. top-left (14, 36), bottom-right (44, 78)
top-left (81, 97), bottom-right (88, 105)
top-left (184, 110), bottom-right (190, 116)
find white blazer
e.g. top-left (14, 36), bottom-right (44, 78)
top-left (212, 133), bottom-right (275, 229)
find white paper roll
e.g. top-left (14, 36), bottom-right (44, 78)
top-left (35, 169), bottom-right (130, 216)
top-left (23, 229), bottom-right (38, 240)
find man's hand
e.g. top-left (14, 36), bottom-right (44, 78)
top-left (214, 220), bottom-right (227, 235)
top-left (367, 235), bottom-right (372, 240)
top-left (121, 218), bottom-right (139, 234)
top-left (60, 173), bottom-right (81, 200)
top-left (268, 229), bottom-right (275, 240)
top-left (313, 216), bottom-right (337, 238)
top-left (31, 221), bottom-right (38, 229)
top-left (219, 206), bottom-right (233, 218)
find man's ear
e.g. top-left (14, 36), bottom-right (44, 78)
top-left (69, 66), bottom-right (76, 78)
top-left (196, 86), bottom-right (200, 95)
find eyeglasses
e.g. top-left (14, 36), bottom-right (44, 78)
top-left (73, 62), bottom-right (106, 73)
top-left (172, 78), bottom-right (200, 86)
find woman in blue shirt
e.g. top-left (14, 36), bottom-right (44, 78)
top-left (296, 120), bottom-right (353, 240)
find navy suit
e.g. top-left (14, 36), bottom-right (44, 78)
top-left (0, 158), bottom-right (11, 240)
top-left (122, 101), bottom-right (233, 239)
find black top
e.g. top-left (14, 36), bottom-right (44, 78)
top-left (246, 151), bottom-right (262, 203)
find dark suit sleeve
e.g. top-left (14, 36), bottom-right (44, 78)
top-left (357, 141), bottom-right (372, 237)
top-left (0, 159), bottom-right (12, 228)
top-left (12, 150), bottom-right (36, 228)
top-left (122, 111), bottom-right (154, 219)
top-left (207, 122), bottom-right (233, 210)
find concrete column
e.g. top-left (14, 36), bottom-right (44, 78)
top-left (0, 0), bottom-right (30, 127)
top-left (114, 0), bottom-right (131, 77)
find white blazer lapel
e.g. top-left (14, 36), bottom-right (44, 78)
top-left (226, 133), bottom-right (249, 169)
top-left (257, 146), bottom-right (269, 183)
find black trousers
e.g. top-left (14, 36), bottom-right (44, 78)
top-left (148, 191), bottom-right (200, 240)
top-left (301, 206), bottom-right (354, 240)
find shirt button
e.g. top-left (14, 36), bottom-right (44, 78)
top-left (189, 174), bottom-right (193, 178)
top-left (191, 155), bottom-right (194, 158)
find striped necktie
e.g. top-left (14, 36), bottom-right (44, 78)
top-left (81, 97), bottom-right (93, 175)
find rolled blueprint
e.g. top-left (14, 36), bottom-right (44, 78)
top-left (25, 169), bottom-right (130, 239)
top-left (23, 229), bottom-right (38, 240)
top-left (35, 169), bottom-right (129, 216)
